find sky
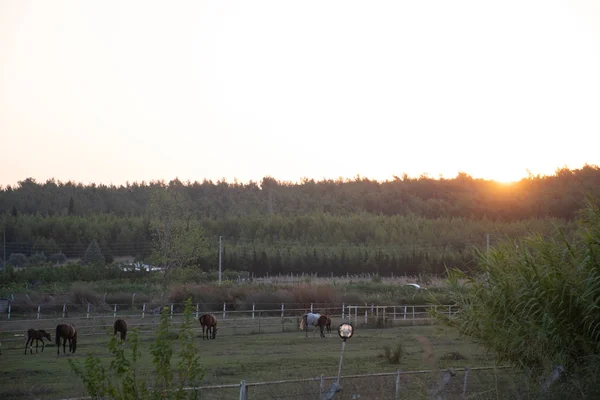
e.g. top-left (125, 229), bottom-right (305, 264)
top-left (1, 0), bottom-right (599, 187)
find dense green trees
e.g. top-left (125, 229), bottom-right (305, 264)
top-left (0, 166), bottom-right (597, 276)
top-left (1, 165), bottom-right (599, 220)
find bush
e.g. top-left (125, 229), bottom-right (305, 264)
top-left (28, 252), bottom-right (47, 266)
top-left (71, 282), bottom-right (103, 304)
top-left (69, 297), bottom-right (205, 399)
top-left (8, 253), bottom-right (27, 267)
top-left (382, 342), bottom-right (404, 364)
top-left (439, 200), bottom-right (600, 394)
top-left (49, 252), bottom-right (67, 264)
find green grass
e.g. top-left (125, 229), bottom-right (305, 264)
top-left (0, 323), bottom-right (518, 400)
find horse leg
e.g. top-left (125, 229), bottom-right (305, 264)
top-left (24, 338), bottom-right (30, 355)
top-left (63, 338), bottom-right (66, 354)
top-left (41, 339), bottom-right (45, 353)
top-left (35, 339), bottom-right (39, 353)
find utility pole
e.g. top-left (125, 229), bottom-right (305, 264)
top-left (218, 236), bottom-right (223, 285)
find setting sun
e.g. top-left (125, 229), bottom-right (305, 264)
top-left (1, 1), bottom-right (599, 187)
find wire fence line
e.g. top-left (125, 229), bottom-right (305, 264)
top-left (55, 366), bottom-right (516, 400)
top-left (0, 303), bottom-right (456, 342)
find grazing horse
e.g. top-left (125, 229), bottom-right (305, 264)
top-left (199, 314), bottom-right (218, 340)
top-left (301, 312), bottom-right (328, 338)
top-left (24, 329), bottom-right (52, 354)
top-left (56, 324), bottom-right (77, 356)
top-left (113, 319), bottom-right (127, 342)
top-left (318, 315), bottom-right (332, 337)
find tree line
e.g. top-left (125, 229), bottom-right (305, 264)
top-left (1, 164), bottom-right (599, 220)
top-left (0, 211), bottom-right (574, 276)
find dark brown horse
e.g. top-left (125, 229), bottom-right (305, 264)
top-left (113, 319), bottom-right (127, 341)
top-left (24, 329), bottom-right (52, 354)
top-left (56, 324), bottom-right (77, 356)
top-left (317, 315), bottom-right (332, 338)
top-left (199, 314), bottom-right (218, 340)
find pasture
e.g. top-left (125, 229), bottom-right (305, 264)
top-left (0, 317), bottom-right (522, 400)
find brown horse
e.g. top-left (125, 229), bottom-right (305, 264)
top-left (113, 319), bottom-right (127, 342)
top-left (56, 324), bottom-right (77, 356)
top-left (24, 329), bottom-right (52, 354)
top-left (317, 315), bottom-right (332, 338)
top-left (199, 314), bottom-right (218, 340)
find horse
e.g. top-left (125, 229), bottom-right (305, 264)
top-left (24, 329), bottom-right (52, 354)
top-left (199, 314), bottom-right (218, 340)
top-left (301, 312), bottom-right (328, 338)
top-left (113, 319), bottom-right (127, 342)
top-left (56, 324), bottom-right (77, 356)
top-left (318, 315), bottom-right (332, 337)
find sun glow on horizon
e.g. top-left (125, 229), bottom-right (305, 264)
top-left (1, 1), bottom-right (599, 187)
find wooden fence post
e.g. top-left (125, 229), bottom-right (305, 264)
top-left (170, 304), bottom-right (174, 320)
top-left (310, 302), bottom-right (313, 313)
top-left (342, 302), bottom-right (345, 320)
top-left (142, 303), bottom-right (146, 319)
top-left (395, 369), bottom-right (402, 399)
top-left (132, 292), bottom-right (136, 305)
top-left (239, 380), bottom-right (248, 400)
top-left (62, 303), bottom-right (67, 318)
top-left (195, 303), bottom-right (199, 319)
top-left (86, 303), bottom-right (90, 319)
top-left (281, 302), bottom-right (285, 332)
top-left (364, 309), bottom-right (368, 324)
top-left (37, 305), bottom-right (41, 319)
top-left (258, 311), bottom-right (261, 334)
top-left (320, 374), bottom-right (325, 397)
top-left (252, 303), bottom-right (255, 320)
top-left (7, 302), bottom-right (10, 319)
top-left (462, 365), bottom-right (470, 398)
top-left (113, 304), bottom-right (117, 319)
top-left (223, 302), bottom-right (226, 319)
top-left (404, 305), bottom-right (407, 320)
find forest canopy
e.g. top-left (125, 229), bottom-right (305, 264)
top-left (0, 165), bottom-right (598, 277)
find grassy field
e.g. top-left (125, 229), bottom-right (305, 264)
top-left (0, 321), bottom-right (528, 400)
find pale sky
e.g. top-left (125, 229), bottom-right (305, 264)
top-left (1, 0), bottom-right (599, 187)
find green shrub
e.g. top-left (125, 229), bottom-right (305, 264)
top-left (382, 342), bottom-right (404, 364)
top-left (8, 253), bottom-right (27, 267)
top-left (69, 297), bottom-right (204, 399)
top-left (49, 252), bottom-right (67, 264)
top-left (438, 199), bottom-right (600, 394)
top-left (28, 252), bottom-right (47, 266)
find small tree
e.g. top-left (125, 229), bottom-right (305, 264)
top-left (69, 298), bottom-right (204, 399)
top-left (82, 239), bottom-right (105, 265)
top-left (49, 252), bottom-right (67, 265)
top-left (147, 188), bottom-right (208, 289)
top-left (28, 252), bottom-right (47, 266)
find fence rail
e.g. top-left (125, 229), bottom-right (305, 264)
top-left (57, 366), bottom-right (514, 400)
top-left (0, 303), bottom-right (456, 342)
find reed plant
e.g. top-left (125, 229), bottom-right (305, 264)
top-left (438, 199), bottom-right (600, 395)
